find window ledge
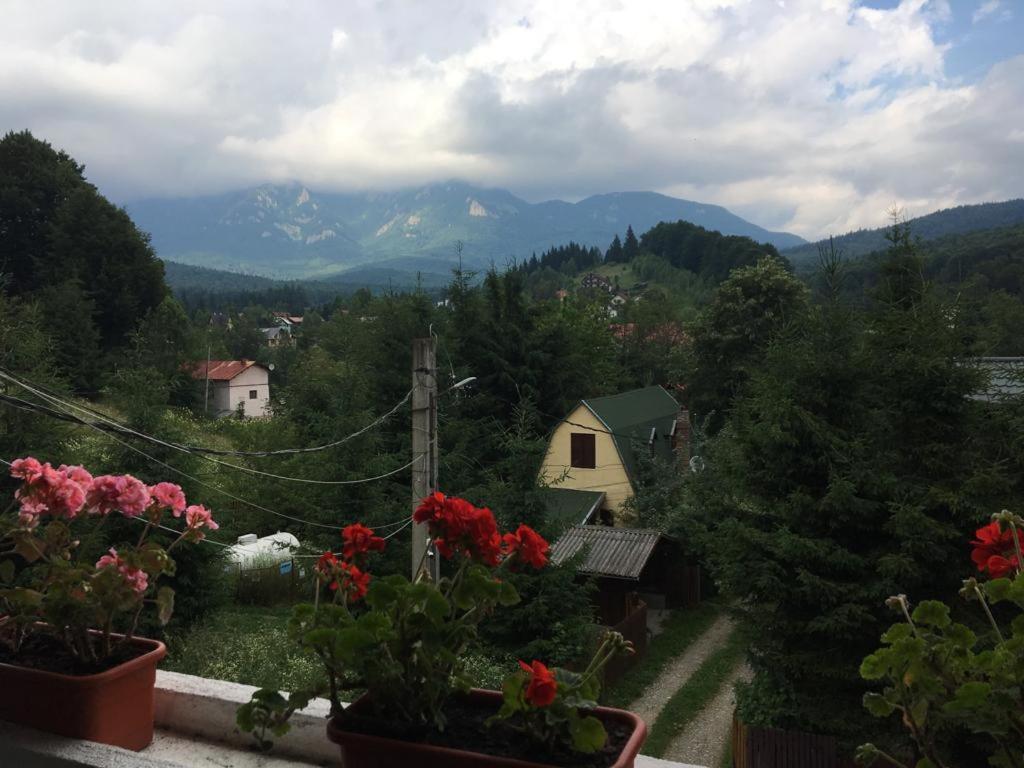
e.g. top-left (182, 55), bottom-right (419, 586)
top-left (0, 670), bottom-right (706, 768)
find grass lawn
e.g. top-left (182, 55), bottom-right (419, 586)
top-left (163, 605), bottom-right (323, 692)
top-left (642, 629), bottom-right (747, 758)
top-left (601, 602), bottom-right (722, 709)
top-left (164, 604), bottom-right (522, 695)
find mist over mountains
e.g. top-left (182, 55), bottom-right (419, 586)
top-left (127, 181), bottom-right (806, 280)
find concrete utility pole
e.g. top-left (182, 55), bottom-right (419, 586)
top-left (411, 337), bottom-right (440, 582)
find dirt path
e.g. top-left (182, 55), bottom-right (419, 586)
top-left (626, 614), bottom-right (735, 728)
top-left (662, 661), bottom-right (753, 768)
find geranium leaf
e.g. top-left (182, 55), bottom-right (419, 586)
top-left (569, 714), bottom-right (606, 753)
top-left (911, 600), bottom-right (950, 629)
top-left (155, 586), bottom-right (175, 625)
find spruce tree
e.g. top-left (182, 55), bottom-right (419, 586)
top-left (691, 227), bottom-right (983, 750)
top-left (623, 225), bottom-right (640, 261)
top-left (606, 234), bottom-right (624, 263)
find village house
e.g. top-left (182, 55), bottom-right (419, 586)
top-left (261, 326), bottom-right (292, 348)
top-left (580, 271), bottom-right (614, 293)
top-left (538, 385), bottom-right (689, 523)
top-left (271, 311), bottom-right (304, 328)
top-left (191, 360), bottom-right (271, 419)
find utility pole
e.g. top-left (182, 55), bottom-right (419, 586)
top-left (411, 337), bottom-right (440, 582)
top-left (204, 343), bottom-right (211, 415)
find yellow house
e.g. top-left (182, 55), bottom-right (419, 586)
top-left (539, 386), bottom-right (685, 525)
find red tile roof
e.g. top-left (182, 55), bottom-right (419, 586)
top-left (190, 360), bottom-right (265, 381)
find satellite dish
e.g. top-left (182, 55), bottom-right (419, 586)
top-left (689, 455), bottom-right (705, 473)
top-left (268, 363), bottom-right (276, 371)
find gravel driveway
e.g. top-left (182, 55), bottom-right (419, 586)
top-left (627, 614), bottom-right (736, 728)
top-left (662, 661), bottom-right (753, 768)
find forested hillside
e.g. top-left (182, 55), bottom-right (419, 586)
top-left (784, 199), bottom-right (1024, 266)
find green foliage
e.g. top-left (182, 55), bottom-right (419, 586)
top-left (686, 225), bottom-right (989, 747)
top-left (641, 219), bottom-right (784, 281)
top-left (490, 631), bottom-right (633, 754)
top-left (688, 254), bottom-right (810, 428)
top-left (858, 567), bottom-right (1024, 768)
top-left (0, 130), bottom-right (166, 391)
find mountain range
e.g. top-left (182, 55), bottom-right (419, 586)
top-left (127, 181), bottom-right (806, 281)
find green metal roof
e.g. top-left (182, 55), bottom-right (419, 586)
top-left (581, 386), bottom-right (680, 482)
top-left (539, 488), bottom-right (605, 536)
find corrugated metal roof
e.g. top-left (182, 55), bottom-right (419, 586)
top-left (190, 360), bottom-right (264, 381)
top-left (549, 525), bottom-right (663, 580)
top-left (971, 358), bottom-right (1024, 403)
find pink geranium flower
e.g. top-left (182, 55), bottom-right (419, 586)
top-left (12, 459), bottom-right (89, 519)
top-left (149, 482), bottom-right (187, 516)
top-left (184, 504), bottom-right (219, 540)
top-left (10, 457), bottom-right (44, 483)
top-left (87, 474), bottom-right (151, 517)
top-left (95, 548), bottom-right (149, 596)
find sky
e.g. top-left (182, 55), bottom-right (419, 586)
top-left (1, 0), bottom-right (1022, 240)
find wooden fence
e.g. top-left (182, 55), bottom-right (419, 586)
top-left (731, 716), bottom-right (863, 768)
top-left (601, 600), bottom-right (648, 685)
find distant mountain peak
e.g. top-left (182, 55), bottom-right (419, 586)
top-left (127, 181), bottom-right (806, 280)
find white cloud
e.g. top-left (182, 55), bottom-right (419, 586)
top-left (0, 0), bottom-right (1021, 240)
top-left (972, 1), bottom-right (1002, 24)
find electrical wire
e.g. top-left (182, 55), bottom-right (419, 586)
top-left (0, 369), bottom-right (420, 487)
top-left (0, 391), bottom-right (371, 532)
top-left (0, 387), bottom-right (418, 534)
top-left (1, 369), bottom-right (413, 459)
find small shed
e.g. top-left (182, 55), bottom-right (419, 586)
top-left (550, 525), bottom-right (695, 625)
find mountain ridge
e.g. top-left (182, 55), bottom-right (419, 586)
top-left (127, 181), bottom-right (805, 280)
top-left (783, 199), bottom-right (1024, 266)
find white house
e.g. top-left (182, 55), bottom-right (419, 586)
top-left (191, 360), bottom-right (271, 418)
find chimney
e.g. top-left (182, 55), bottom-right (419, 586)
top-left (673, 409), bottom-right (691, 465)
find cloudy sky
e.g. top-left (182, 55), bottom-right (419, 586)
top-left (2, 0), bottom-right (1022, 239)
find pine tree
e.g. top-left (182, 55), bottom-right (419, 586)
top-left (623, 225), bottom-right (640, 261)
top-left (606, 234), bottom-right (624, 263)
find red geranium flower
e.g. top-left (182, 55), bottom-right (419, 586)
top-left (342, 523), bottom-right (385, 560)
top-left (972, 521), bottom-right (1022, 579)
top-left (340, 561), bottom-right (371, 601)
top-left (519, 659), bottom-right (557, 707)
top-left (502, 524), bottom-right (549, 570)
top-left (415, 493), bottom-right (503, 566)
top-left (317, 551), bottom-right (338, 574)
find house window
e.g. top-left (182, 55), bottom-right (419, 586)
top-left (249, 390), bottom-right (258, 399)
top-left (570, 433), bottom-right (596, 469)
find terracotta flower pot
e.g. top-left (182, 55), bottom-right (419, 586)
top-left (0, 632), bottom-right (166, 751)
top-left (326, 688), bottom-right (647, 768)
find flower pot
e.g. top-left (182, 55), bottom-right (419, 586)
top-left (0, 632), bottom-right (166, 751)
top-left (326, 688), bottom-right (647, 768)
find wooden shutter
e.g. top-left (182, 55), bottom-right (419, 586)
top-left (570, 433), bottom-right (596, 469)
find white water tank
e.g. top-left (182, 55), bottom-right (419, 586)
top-left (224, 531), bottom-right (300, 570)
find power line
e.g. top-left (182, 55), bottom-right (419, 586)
top-left (0, 391), bottom-right (373, 533)
top-left (2, 370), bottom-right (413, 458)
top-left (0, 370), bottom-right (420, 487)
